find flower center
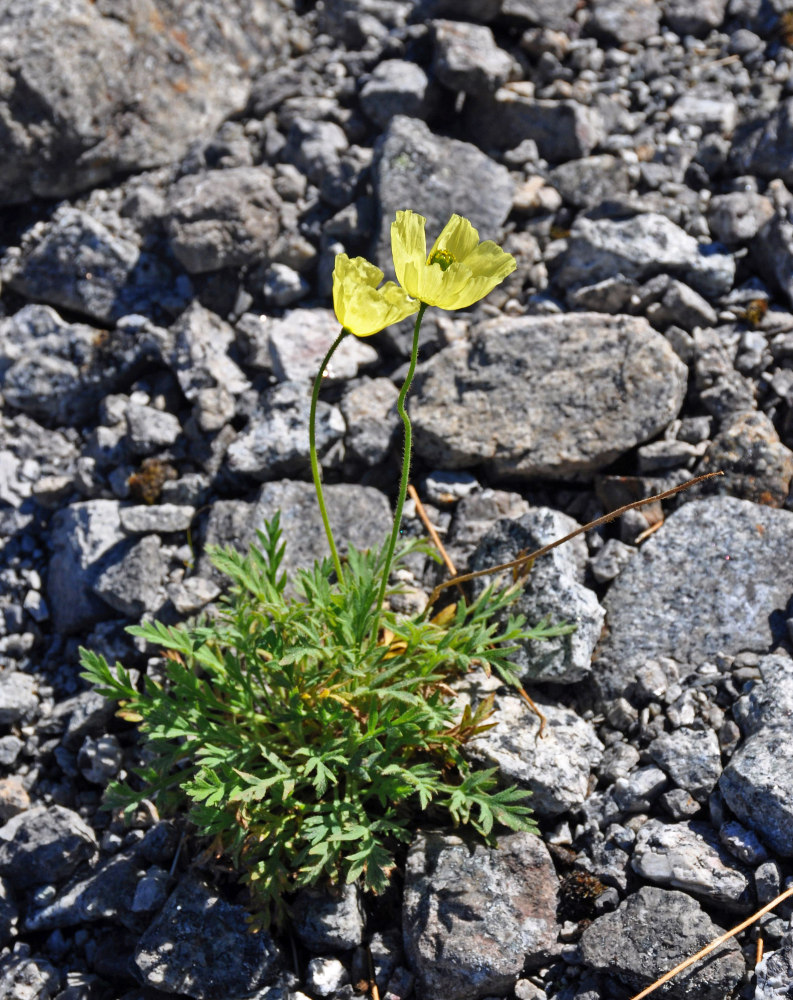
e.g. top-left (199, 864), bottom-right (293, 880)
top-left (428, 248), bottom-right (456, 271)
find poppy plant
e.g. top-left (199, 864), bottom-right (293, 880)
top-left (332, 253), bottom-right (418, 337)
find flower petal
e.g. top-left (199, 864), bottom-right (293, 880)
top-left (391, 210), bottom-right (427, 297)
top-left (430, 214), bottom-right (480, 264)
top-left (460, 240), bottom-right (516, 282)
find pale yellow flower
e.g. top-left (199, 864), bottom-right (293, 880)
top-left (332, 253), bottom-right (418, 337)
top-left (391, 210), bottom-right (516, 310)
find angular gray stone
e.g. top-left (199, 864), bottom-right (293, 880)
top-left (403, 831), bottom-right (559, 1000)
top-left (645, 278), bottom-right (718, 332)
top-left (0, 305), bottom-right (163, 427)
top-left (465, 693), bottom-right (603, 817)
top-left (167, 301), bottom-right (250, 403)
top-left (291, 884), bottom-right (365, 952)
top-left (632, 819), bottom-right (755, 912)
top-left (410, 313), bottom-right (687, 479)
top-left (0, 953), bottom-right (61, 1000)
top-left (306, 957), bottom-right (348, 997)
top-left (548, 155), bottom-right (634, 209)
top-left (698, 410), bottom-right (793, 507)
top-left (663, 0), bottom-right (728, 34)
top-left (199, 480), bottom-right (393, 585)
top-left (225, 382), bottom-right (345, 479)
top-left (165, 166), bottom-right (281, 274)
top-left (243, 308), bottom-right (378, 382)
top-left (432, 20), bottom-right (514, 94)
top-left (732, 653), bottom-right (793, 736)
top-left (720, 726), bottom-right (793, 856)
top-left (730, 99), bottom-right (793, 186)
top-left (0, 672), bottom-right (37, 726)
top-left (592, 497), bottom-right (793, 699)
top-left (47, 500), bottom-right (126, 635)
top-left (360, 60), bottom-right (433, 128)
top-left (125, 404), bottom-right (181, 456)
top-left (134, 875), bottom-right (281, 998)
top-left (464, 91), bottom-right (605, 160)
top-left (754, 930), bottom-right (793, 1000)
top-left (753, 212), bottom-right (793, 311)
top-left (2, 206), bottom-right (186, 324)
top-left (553, 213), bottom-right (735, 299)
top-left (0, 0), bottom-right (290, 205)
top-left (92, 534), bottom-right (168, 618)
top-left (500, 0), bottom-right (579, 29)
top-left (708, 191), bottom-right (774, 245)
top-left (120, 505), bottom-right (196, 535)
top-left (282, 117), bottom-right (348, 187)
top-left (587, 0), bottom-right (661, 42)
top-left (469, 509), bottom-right (604, 683)
top-left (341, 377), bottom-right (399, 466)
top-left (579, 886), bottom-right (744, 1000)
top-left (372, 116), bottom-right (514, 273)
top-left (0, 806), bottom-right (97, 890)
top-left (647, 727), bottom-right (722, 802)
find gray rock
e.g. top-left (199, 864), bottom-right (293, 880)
top-left (592, 497), bottom-right (793, 699)
top-left (0, 0), bottom-right (289, 205)
top-left (305, 957), bottom-right (349, 997)
top-left (169, 576), bottom-right (222, 615)
top-left (553, 213), bottom-right (735, 299)
top-left (589, 538), bottom-right (636, 583)
top-left (632, 819), bottom-right (755, 912)
top-left (647, 727), bottom-right (722, 802)
top-left (548, 155), bottom-right (634, 209)
top-left (698, 410), bottom-right (793, 507)
top-left (120, 505), bottom-right (196, 535)
top-left (754, 930), bottom-right (793, 1000)
top-left (0, 879), bottom-right (16, 950)
top-left (611, 766), bottom-right (669, 812)
top-left (753, 211), bottom-right (793, 311)
top-left (168, 301), bottom-right (250, 403)
top-left (291, 884), bottom-right (364, 952)
top-left (47, 500), bottom-right (126, 635)
top-left (340, 377), bottom-right (399, 466)
top-left (469, 510), bottom-right (604, 683)
top-left (500, 0), bottom-right (579, 30)
top-left (92, 534), bottom-right (168, 618)
top-left (77, 733), bottom-right (123, 785)
top-left (199, 480), bottom-right (393, 584)
top-left (432, 20), bottom-right (514, 94)
top-left (125, 404), bottom-right (181, 456)
top-left (663, 0), bottom-right (728, 34)
top-left (134, 874), bottom-right (281, 998)
top-left (165, 167), bottom-right (281, 274)
top-left (262, 263), bottom-right (310, 306)
top-left (660, 788), bottom-right (701, 819)
top-left (730, 98), bottom-right (793, 186)
top-left (0, 952), bottom-right (61, 1000)
top-left (360, 60), bottom-right (433, 128)
top-left (0, 805), bottom-right (97, 890)
top-left (0, 305), bottom-right (161, 426)
top-left (719, 820), bottom-right (769, 865)
top-left (464, 92), bottom-right (605, 161)
top-left (645, 279), bottom-right (718, 332)
top-left (708, 192), bottom-right (774, 245)
top-left (732, 653), bottom-right (793, 736)
top-left (225, 381), bottom-right (345, 479)
top-left (0, 736), bottom-right (22, 767)
top-left (2, 206), bottom-right (185, 324)
top-left (587, 0), bottom-right (661, 42)
top-left (669, 86), bottom-right (738, 134)
top-left (720, 726), bottom-right (793, 856)
top-left (693, 327), bottom-right (757, 418)
top-left (579, 886), bottom-right (744, 999)
top-left (403, 831), bottom-right (559, 1000)
top-left (444, 489), bottom-right (531, 573)
top-left (465, 693), bottom-right (604, 817)
top-left (0, 672), bottom-right (37, 726)
top-left (282, 118), bottom-right (348, 188)
top-left (410, 313), bottom-right (687, 479)
top-left (246, 308), bottom-right (378, 382)
top-left (372, 116), bottom-right (514, 273)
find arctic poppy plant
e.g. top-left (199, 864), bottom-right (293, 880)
top-left (391, 210), bottom-right (516, 310)
top-left (332, 253), bottom-right (418, 337)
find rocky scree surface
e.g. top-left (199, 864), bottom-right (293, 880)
top-left (1, 0), bottom-right (793, 998)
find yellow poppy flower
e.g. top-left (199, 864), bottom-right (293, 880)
top-left (332, 253), bottom-right (418, 337)
top-left (391, 210), bottom-right (516, 310)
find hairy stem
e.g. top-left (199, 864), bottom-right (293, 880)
top-left (310, 328), bottom-right (349, 582)
top-left (373, 302), bottom-right (428, 633)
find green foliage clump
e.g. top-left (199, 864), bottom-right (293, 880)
top-left (80, 515), bottom-right (570, 925)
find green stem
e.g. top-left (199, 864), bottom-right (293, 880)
top-left (373, 302), bottom-right (428, 633)
top-left (310, 328), bottom-right (349, 582)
